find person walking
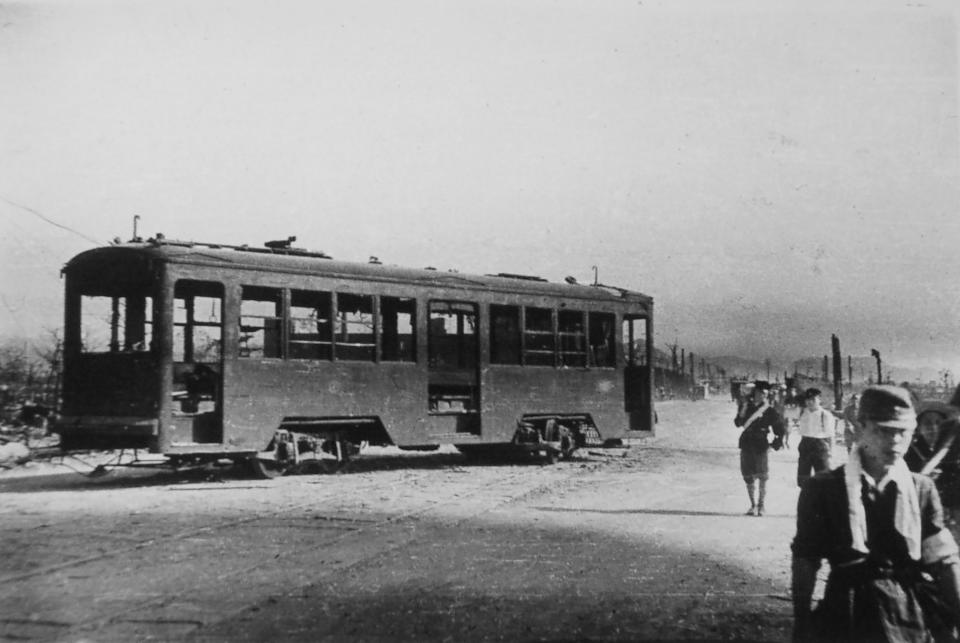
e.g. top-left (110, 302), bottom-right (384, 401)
top-left (796, 387), bottom-right (837, 488)
top-left (735, 380), bottom-right (785, 517)
top-left (791, 385), bottom-right (960, 642)
top-left (781, 385), bottom-right (802, 450)
top-left (905, 400), bottom-right (960, 544)
top-left (842, 393), bottom-right (861, 452)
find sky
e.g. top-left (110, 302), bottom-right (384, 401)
top-left (1, 0), bottom-right (958, 377)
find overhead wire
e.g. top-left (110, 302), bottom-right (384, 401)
top-left (0, 195), bottom-right (92, 356)
top-left (0, 195), bottom-right (101, 246)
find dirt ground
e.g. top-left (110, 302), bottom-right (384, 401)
top-left (0, 398), bottom-right (840, 642)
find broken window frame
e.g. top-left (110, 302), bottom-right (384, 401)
top-left (428, 300), bottom-right (477, 370)
top-left (523, 306), bottom-right (555, 367)
top-left (79, 293), bottom-right (154, 354)
top-left (239, 286), bottom-right (282, 359)
top-left (334, 292), bottom-right (376, 362)
top-left (288, 289), bottom-right (333, 361)
top-left (558, 309), bottom-right (587, 367)
top-left (173, 280), bottom-right (223, 364)
top-left (489, 304), bottom-right (521, 365)
top-left (588, 311), bottom-right (616, 368)
top-left (380, 295), bottom-right (416, 363)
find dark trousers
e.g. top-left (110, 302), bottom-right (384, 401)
top-left (797, 437), bottom-right (832, 487)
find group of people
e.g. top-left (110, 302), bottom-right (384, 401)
top-left (735, 381), bottom-right (960, 641)
top-left (734, 381), bottom-right (839, 516)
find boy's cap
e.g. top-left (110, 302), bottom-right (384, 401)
top-left (858, 385), bottom-right (916, 429)
top-left (804, 388), bottom-right (822, 400)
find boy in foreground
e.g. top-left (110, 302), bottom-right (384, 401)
top-left (792, 385), bottom-right (960, 642)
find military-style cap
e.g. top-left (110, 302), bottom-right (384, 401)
top-left (803, 388), bottom-right (822, 400)
top-left (857, 385), bottom-right (916, 429)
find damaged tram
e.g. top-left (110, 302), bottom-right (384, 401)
top-left (53, 236), bottom-right (655, 477)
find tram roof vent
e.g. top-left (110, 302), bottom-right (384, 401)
top-left (490, 272), bottom-right (549, 282)
top-left (265, 236), bottom-right (296, 250)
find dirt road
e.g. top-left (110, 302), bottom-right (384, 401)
top-left (1, 398), bottom-right (830, 641)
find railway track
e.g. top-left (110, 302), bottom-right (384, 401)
top-left (0, 452), bottom-right (610, 641)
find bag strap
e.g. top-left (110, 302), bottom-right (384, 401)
top-left (742, 402), bottom-right (769, 431)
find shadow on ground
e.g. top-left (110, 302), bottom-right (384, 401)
top-left (186, 513), bottom-right (792, 643)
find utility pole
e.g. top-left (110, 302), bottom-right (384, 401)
top-left (871, 349), bottom-right (882, 385)
top-left (831, 334), bottom-right (843, 410)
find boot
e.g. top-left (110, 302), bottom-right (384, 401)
top-left (756, 480), bottom-right (767, 517)
top-left (745, 480), bottom-right (757, 516)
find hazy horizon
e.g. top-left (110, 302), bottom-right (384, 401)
top-left (2, 0), bottom-right (958, 375)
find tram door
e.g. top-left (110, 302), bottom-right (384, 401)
top-left (427, 301), bottom-right (481, 434)
top-left (622, 315), bottom-right (653, 432)
top-left (170, 280), bottom-right (225, 444)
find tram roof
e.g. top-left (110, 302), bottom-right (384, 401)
top-left (65, 238), bottom-right (653, 306)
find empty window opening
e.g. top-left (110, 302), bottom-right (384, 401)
top-left (171, 281), bottom-right (223, 431)
top-left (289, 290), bottom-right (332, 360)
top-left (336, 293), bottom-right (375, 361)
top-left (240, 286), bottom-right (281, 358)
top-left (490, 304), bottom-right (521, 365)
top-left (589, 312), bottom-right (615, 367)
top-left (559, 309), bottom-right (586, 367)
top-left (381, 296), bottom-right (416, 362)
top-left (174, 281), bottom-right (223, 363)
top-left (623, 316), bottom-right (648, 367)
top-left (524, 306), bottom-right (555, 367)
top-left (428, 301), bottom-right (477, 370)
top-left (80, 294), bottom-right (153, 354)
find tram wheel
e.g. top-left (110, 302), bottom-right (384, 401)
top-left (248, 456), bottom-right (292, 479)
top-left (299, 456), bottom-right (340, 475)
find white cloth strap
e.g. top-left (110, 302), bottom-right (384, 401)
top-left (844, 447), bottom-right (921, 560)
top-left (742, 402), bottom-right (768, 431)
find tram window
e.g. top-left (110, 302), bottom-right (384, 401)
top-left (622, 316), bottom-right (647, 366)
top-left (80, 294), bottom-right (153, 353)
top-left (173, 281), bottom-right (223, 363)
top-left (428, 301), bottom-right (477, 370)
top-left (381, 296), bottom-right (415, 362)
top-left (490, 305), bottom-right (520, 365)
top-left (524, 307), bottom-right (555, 367)
top-left (289, 290), bottom-right (332, 360)
top-left (336, 293), bottom-right (375, 361)
top-left (588, 312), bottom-right (615, 368)
top-left (558, 309), bottom-right (586, 367)
top-left (240, 286), bottom-right (281, 359)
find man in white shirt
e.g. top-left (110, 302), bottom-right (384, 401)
top-left (796, 387), bottom-right (836, 488)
